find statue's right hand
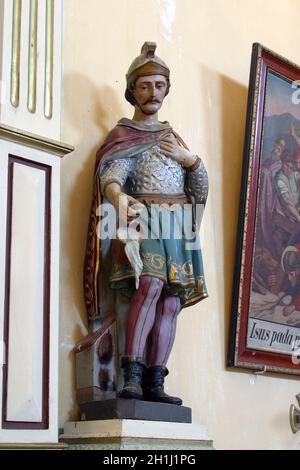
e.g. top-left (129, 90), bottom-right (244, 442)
top-left (117, 193), bottom-right (145, 224)
top-left (105, 183), bottom-right (145, 231)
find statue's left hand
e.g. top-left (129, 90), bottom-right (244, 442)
top-left (159, 137), bottom-right (197, 168)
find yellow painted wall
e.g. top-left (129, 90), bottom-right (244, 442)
top-left (60, 0), bottom-right (300, 449)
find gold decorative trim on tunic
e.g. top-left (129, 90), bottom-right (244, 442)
top-left (109, 251), bottom-right (208, 307)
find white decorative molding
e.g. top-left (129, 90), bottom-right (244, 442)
top-left (44, 0), bottom-right (54, 119)
top-left (27, 0), bottom-right (37, 113)
top-left (10, 0), bottom-right (22, 108)
top-left (0, 139), bottom-right (62, 443)
top-left (6, 161), bottom-right (45, 423)
top-left (0, 122), bottom-right (74, 157)
top-left (0, 0), bottom-right (63, 140)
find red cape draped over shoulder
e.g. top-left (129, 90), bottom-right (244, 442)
top-left (95, 123), bottom-right (171, 171)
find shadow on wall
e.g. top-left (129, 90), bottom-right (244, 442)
top-left (60, 73), bottom-right (123, 421)
top-left (199, 64), bottom-right (248, 365)
top-left (62, 73), bottom-right (119, 140)
top-left (61, 72), bottom-right (123, 329)
top-left (220, 74), bottom-right (248, 362)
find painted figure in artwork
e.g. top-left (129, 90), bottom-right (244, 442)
top-left (83, 42), bottom-right (208, 405)
top-left (249, 70), bottom-right (300, 334)
top-left (281, 243), bottom-right (300, 318)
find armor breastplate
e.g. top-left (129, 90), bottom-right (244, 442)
top-left (128, 145), bottom-right (185, 194)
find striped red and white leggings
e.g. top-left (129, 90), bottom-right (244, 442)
top-left (125, 275), bottom-right (181, 366)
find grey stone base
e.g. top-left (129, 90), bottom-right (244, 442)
top-left (61, 419), bottom-right (214, 451)
top-left (64, 437), bottom-right (213, 450)
top-left (80, 399), bottom-right (191, 423)
top-left (0, 443), bottom-right (68, 450)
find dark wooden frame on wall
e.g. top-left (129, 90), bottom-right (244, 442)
top-left (228, 43), bottom-right (300, 376)
top-left (2, 155), bottom-right (51, 429)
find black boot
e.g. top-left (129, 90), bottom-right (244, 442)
top-left (118, 356), bottom-right (145, 400)
top-left (142, 366), bottom-right (182, 406)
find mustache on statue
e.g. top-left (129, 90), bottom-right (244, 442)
top-left (145, 99), bottom-right (161, 104)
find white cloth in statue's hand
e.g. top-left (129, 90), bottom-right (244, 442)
top-left (125, 241), bottom-right (143, 290)
top-left (117, 227), bottom-right (143, 290)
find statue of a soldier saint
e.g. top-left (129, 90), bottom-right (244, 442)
top-left (83, 42), bottom-right (208, 407)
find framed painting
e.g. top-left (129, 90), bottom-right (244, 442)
top-left (228, 43), bottom-right (300, 375)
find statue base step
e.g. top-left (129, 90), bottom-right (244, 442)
top-left (80, 398), bottom-right (191, 423)
top-left (0, 443), bottom-right (67, 450)
top-left (61, 419), bottom-right (213, 450)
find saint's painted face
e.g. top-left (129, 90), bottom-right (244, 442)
top-left (133, 75), bottom-right (168, 115)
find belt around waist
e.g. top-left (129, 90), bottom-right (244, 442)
top-left (131, 192), bottom-right (189, 208)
